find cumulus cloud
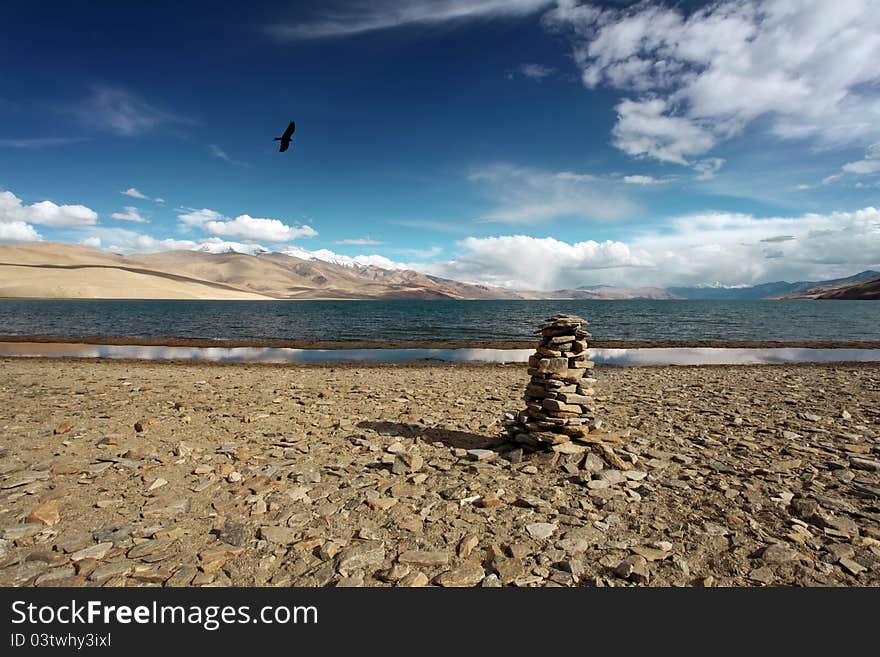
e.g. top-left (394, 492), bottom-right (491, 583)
top-left (0, 190), bottom-right (97, 227)
top-left (269, 0), bottom-right (554, 39)
top-left (545, 0), bottom-right (880, 167)
top-left (416, 207), bottom-right (880, 289)
top-left (283, 245), bottom-right (407, 270)
top-left (121, 187), bottom-right (148, 199)
top-left (203, 215), bottom-right (317, 242)
top-left (176, 207), bottom-right (317, 242)
top-left (111, 207), bottom-right (148, 223)
top-left (81, 228), bottom-right (267, 255)
top-left (0, 221), bottom-right (42, 242)
top-left (74, 86), bottom-right (191, 136)
top-left (177, 208), bottom-right (224, 227)
top-left (418, 235), bottom-right (648, 289)
top-left (469, 163), bottom-right (640, 223)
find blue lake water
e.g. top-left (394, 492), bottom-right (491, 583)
top-left (0, 298), bottom-right (878, 343)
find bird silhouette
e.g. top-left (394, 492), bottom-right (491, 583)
top-left (274, 120), bottom-right (296, 153)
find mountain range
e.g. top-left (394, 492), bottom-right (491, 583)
top-left (0, 242), bottom-right (877, 300)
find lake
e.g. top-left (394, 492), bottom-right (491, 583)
top-left (0, 298), bottom-right (877, 343)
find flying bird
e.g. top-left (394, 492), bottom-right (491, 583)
top-left (274, 120), bottom-right (296, 153)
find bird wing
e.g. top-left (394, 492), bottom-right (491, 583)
top-left (283, 121), bottom-right (296, 139)
top-left (278, 140), bottom-right (290, 153)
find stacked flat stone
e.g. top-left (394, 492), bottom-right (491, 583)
top-left (507, 314), bottom-right (598, 449)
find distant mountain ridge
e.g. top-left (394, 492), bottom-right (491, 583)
top-left (0, 243), bottom-right (877, 300)
top-left (668, 270), bottom-right (880, 300)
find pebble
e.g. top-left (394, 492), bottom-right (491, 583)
top-left (526, 523), bottom-right (557, 540)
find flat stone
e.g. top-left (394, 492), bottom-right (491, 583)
top-left (849, 457), bottom-right (880, 472)
top-left (467, 449), bottom-right (496, 461)
top-left (259, 526), bottom-right (297, 544)
top-left (128, 538), bottom-right (176, 559)
top-left (70, 542), bottom-right (113, 562)
top-left (219, 521), bottom-right (250, 547)
top-left (435, 563), bottom-right (485, 587)
top-left (141, 497), bottom-right (190, 519)
top-left (839, 557), bottom-right (867, 576)
top-left (526, 522), bottom-right (557, 540)
top-left (398, 571), bottom-right (429, 587)
top-left (26, 499), bottom-right (61, 526)
top-left (336, 541), bottom-right (386, 576)
top-left (397, 550), bottom-right (451, 568)
top-left (760, 543), bottom-right (801, 564)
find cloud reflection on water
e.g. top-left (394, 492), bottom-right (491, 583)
top-left (1, 343), bottom-right (879, 366)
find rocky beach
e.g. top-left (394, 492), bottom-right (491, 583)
top-left (1, 355), bottom-right (878, 587)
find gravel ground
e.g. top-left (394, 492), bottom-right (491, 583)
top-left (1, 357), bottom-right (878, 587)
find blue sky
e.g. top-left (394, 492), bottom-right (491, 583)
top-left (1, 0), bottom-right (879, 289)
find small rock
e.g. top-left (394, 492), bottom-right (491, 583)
top-left (336, 541), bottom-right (386, 576)
top-left (397, 550), bottom-right (450, 568)
top-left (467, 449), bottom-right (496, 462)
top-left (26, 499), bottom-right (61, 526)
top-left (70, 542), bottom-right (113, 562)
top-left (526, 523), bottom-right (557, 540)
top-left (435, 563), bottom-right (485, 587)
top-left (219, 521), bottom-right (249, 547)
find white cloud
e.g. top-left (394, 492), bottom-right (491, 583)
top-left (519, 63), bottom-right (555, 80)
top-left (841, 143), bottom-right (880, 175)
top-left (334, 238), bottom-right (384, 245)
top-left (269, 0), bottom-right (554, 39)
top-left (74, 86), bottom-right (190, 136)
top-left (121, 187), bottom-right (148, 199)
top-left (622, 175), bottom-right (662, 185)
top-left (0, 190), bottom-right (97, 227)
top-left (469, 163), bottom-right (640, 223)
top-left (154, 197), bottom-right (166, 204)
top-left (111, 206), bottom-right (148, 223)
top-left (416, 207), bottom-right (880, 289)
top-left (80, 228), bottom-right (266, 256)
top-left (546, 0), bottom-right (880, 166)
top-left (0, 221), bottom-right (42, 242)
top-left (417, 235), bottom-right (649, 289)
top-left (283, 245), bottom-right (408, 270)
top-left (203, 215), bottom-right (318, 242)
top-left (177, 208), bottom-right (225, 227)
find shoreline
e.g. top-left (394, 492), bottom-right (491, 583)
top-left (2, 334), bottom-right (880, 350)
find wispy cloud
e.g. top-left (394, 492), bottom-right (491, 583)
top-left (121, 187), bottom-right (149, 200)
top-left (469, 163), bottom-right (640, 224)
top-left (269, 0), bottom-right (554, 39)
top-left (333, 237), bottom-right (384, 245)
top-left (209, 144), bottom-right (250, 167)
top-left (73, 86), bottom-right (192, 136)
top-left (518, 63), bottom-right (555, 80)
top-left (390, 219), bottom-right (473, 234)
top-left (111, 206), bottom-right (148, 223)
top-left (0, 137), bottom-right (86, 149)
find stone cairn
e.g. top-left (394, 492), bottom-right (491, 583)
top-left (504, 314), bottom-right (629, 467)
